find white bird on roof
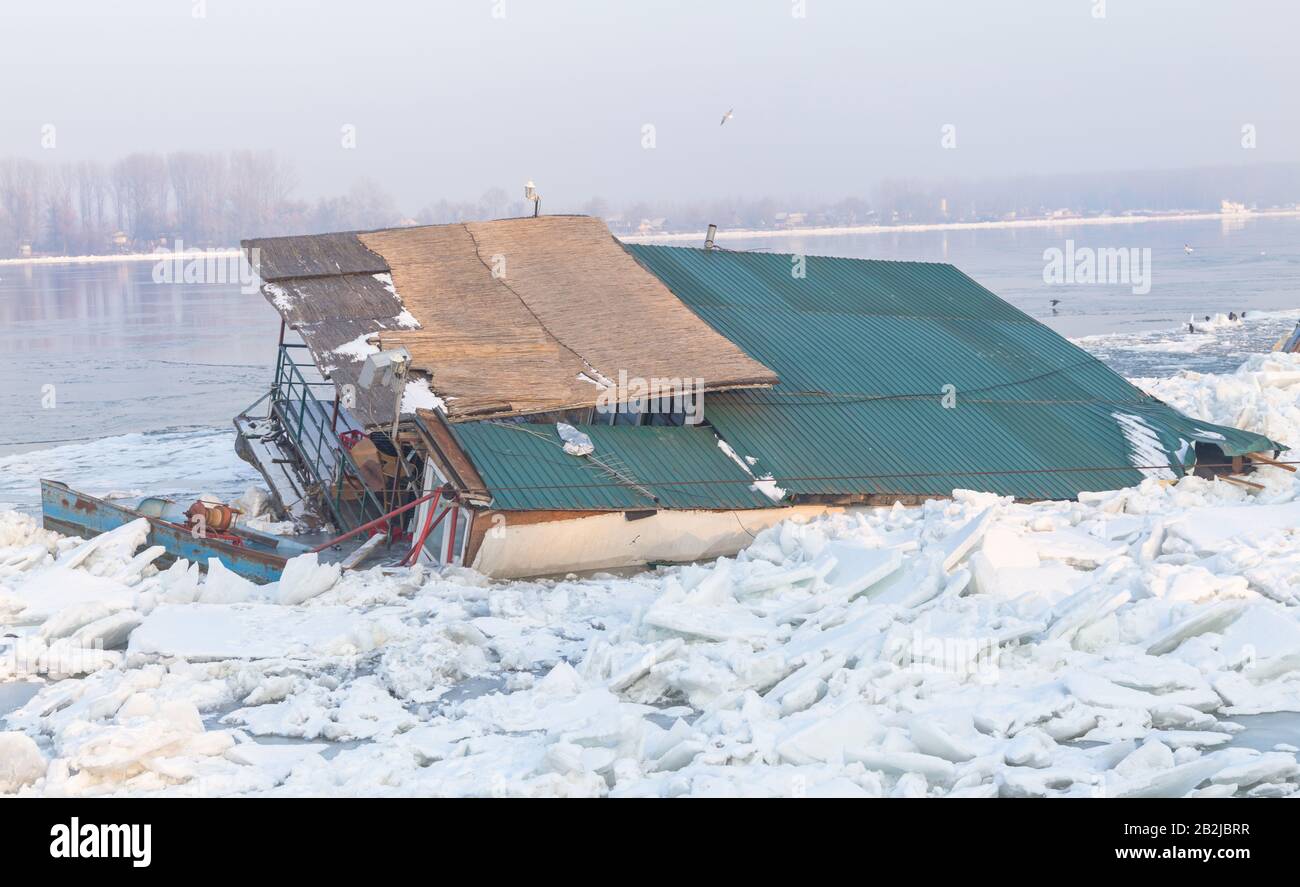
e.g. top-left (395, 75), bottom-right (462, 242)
top-left (720, 108), bottom-right (734, 126)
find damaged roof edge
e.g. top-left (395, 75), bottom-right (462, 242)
top-left (243, 214), bottom-right (602, 282)
top-left (242, 232), bottom-right (390, 282)
top-left (247, 216), bottom-right (781, 424)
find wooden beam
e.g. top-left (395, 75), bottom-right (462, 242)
top-left (340, 533), bottom-right (386, 571)
top-left (412, 409), bottom-right (488, 494)
top-left (1246, 452), bottom-right (1297, 472)
top-left (1221, 475), bottom-right (1265, 492)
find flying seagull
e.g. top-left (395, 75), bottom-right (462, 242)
top-left (1049, 299), bottom-right (1061, 307)
top-left (1183, 243), bottom-right (1195, 254)
top-left (720, 108), bottom-right (734, 126)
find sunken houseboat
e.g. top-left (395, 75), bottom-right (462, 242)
top-left (233, 215), bottom-right (1280, 578)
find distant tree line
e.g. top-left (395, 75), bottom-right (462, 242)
top-left (1, 151), bottom-right (301, 256)
top-left (0, 151), bottom-right (547, 258)
top-left (4, 152), bottom-right (1300, 258)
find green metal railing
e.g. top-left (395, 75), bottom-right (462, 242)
top-left (270, 344), bottom-right (394, 534)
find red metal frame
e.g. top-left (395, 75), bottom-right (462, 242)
top-left (310, 489), bottom-right (440, 553)
top-left (398, 493), bottom-right (468, 568)
top-left (444, 506), bottom-right (460, 564)
top-left (400, 489), bottom-right (443, 566)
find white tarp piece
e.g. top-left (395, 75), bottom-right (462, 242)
top-left (556, 423), bottom-right (595, 457)
top-left (3, 353), bottom-right (1300, 797)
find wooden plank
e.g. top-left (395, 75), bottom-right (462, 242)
top-left (340, 533), bottom-right (386, 570)
top-left (412, 409), bottom-right (489, 497)
top-left (1221, 475), bottom-right (1265, 492)
top-left (1246, 452), bottom-right (1297, 472)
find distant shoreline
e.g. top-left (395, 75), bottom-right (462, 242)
top-left (0, 248), bottom-right (242, 268)
top-left (620, 208), bottom-right (1300, 243)
top-left (4, 209), bottom-right (1299, 266)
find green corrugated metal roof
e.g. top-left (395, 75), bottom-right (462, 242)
top-left (626, 244), bottom-right (1279, 501)
top-left (448, 421), bottom-right (775, 511)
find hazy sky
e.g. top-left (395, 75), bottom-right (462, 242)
top-left (4, 0), bottom-right (1296, 207)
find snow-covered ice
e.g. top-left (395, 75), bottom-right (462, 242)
top-left (0, 429), bottom-right (261, 516)
top-left (3, 354), bottom-right (1300, 796)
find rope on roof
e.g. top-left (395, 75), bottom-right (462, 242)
top-left (487, 421), bottom-right (658, 502)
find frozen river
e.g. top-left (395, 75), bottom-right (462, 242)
top-left (2, 217), bottom-right (1300, 797)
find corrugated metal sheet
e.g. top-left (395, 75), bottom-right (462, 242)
top-left (449, 422), bottom-right (775, 511)
top-left (627, 245), bottom-right (1278, 501)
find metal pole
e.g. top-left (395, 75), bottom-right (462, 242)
top-left (385, 363), bottom-right (407, 541)
top-left (400, 491), bottom-right (446, 566)
top-left (444, 505), bottom-right (460, 564)
top-left (310, 489), bottom-right (439, 553)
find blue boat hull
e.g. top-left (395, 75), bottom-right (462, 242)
top-left (40, 479), bottom-right (289, 584)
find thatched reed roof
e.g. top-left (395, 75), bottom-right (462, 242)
top-left (244, 216), bottom-right (776, 425)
